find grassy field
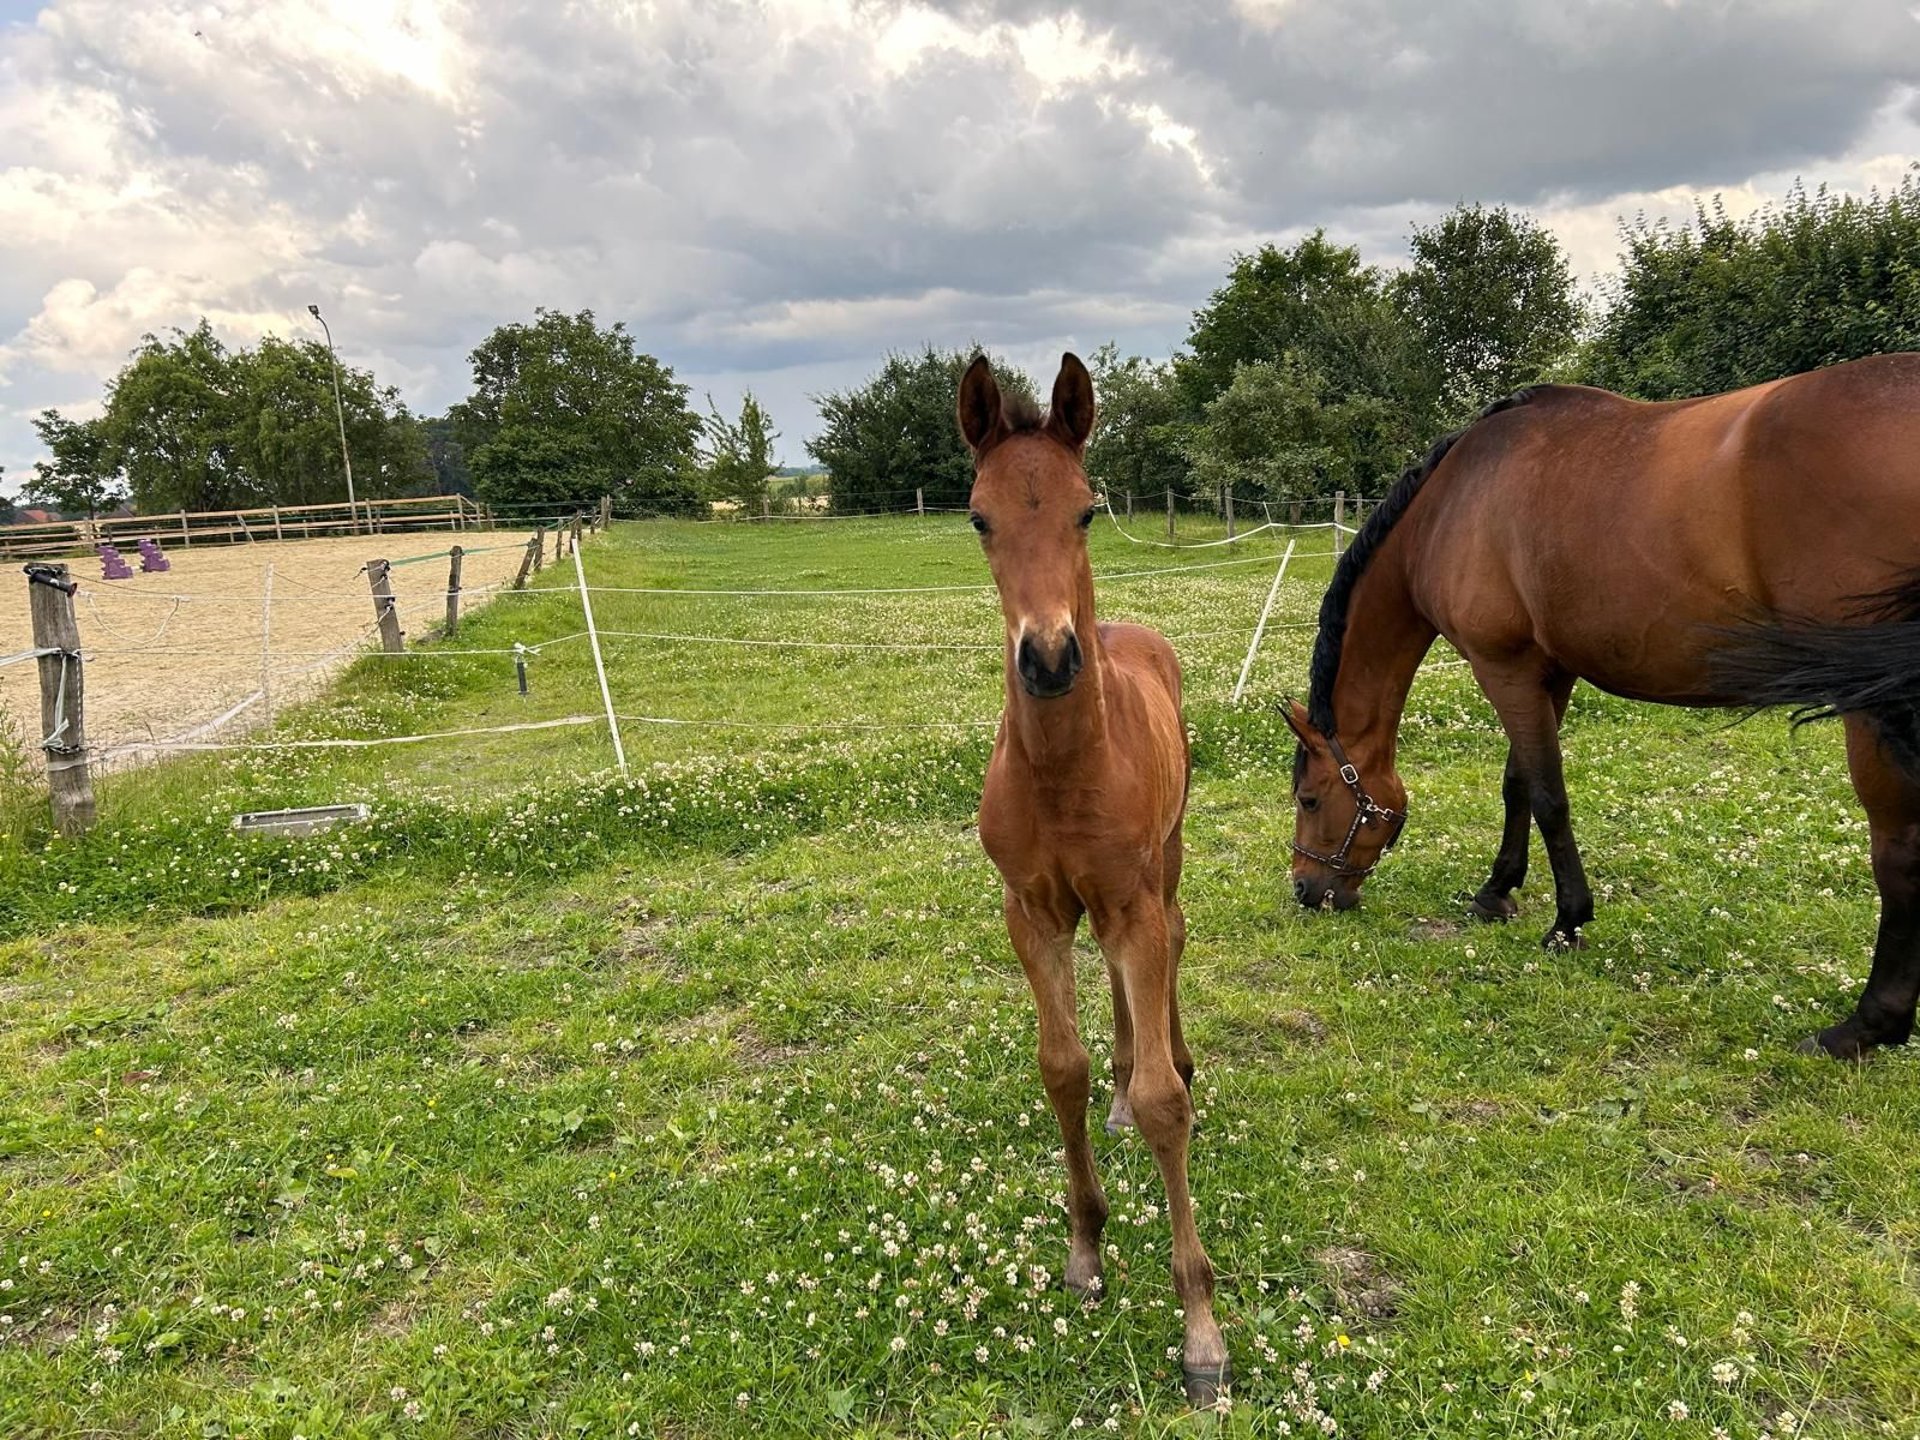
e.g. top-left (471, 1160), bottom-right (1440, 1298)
top-left (0, 514), bottom-right (1916, 1438)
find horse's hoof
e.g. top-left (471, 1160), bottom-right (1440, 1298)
top-left (1469, 894), bottom-right (1517, 923)
top-left (1799, 1020), bottom-right (1881, 1062)
top-left (1182, 1359), bottom-right (1233, 1408)
top-left (1104, 1101), bottom-right (1134, 1135)
top-left (1541, 927), bottom-right (1586, 952)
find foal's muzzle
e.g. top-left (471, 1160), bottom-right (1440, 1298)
top-left (1017, 630), bottom-right (1083, 698)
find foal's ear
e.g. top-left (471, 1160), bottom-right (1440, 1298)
top-left (1046, 352), bottom-right (1096, 453)
top-left (957, 354), bottom-right (1008, 457)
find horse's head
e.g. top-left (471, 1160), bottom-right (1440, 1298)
top-left (1283, 698), bottom-right (1407, 910)
top-left (958, 352), bottom-right (1098, 700)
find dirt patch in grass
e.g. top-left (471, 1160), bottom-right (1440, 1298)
top-left (1312, 1244), bottom-right (1401, 1321)
top-left (1409, 918), bottom-right (1466, 941)
top-left (1275, 1008), bottom-right (1328, 1044)
top-left (660, 1006), bottom-right (807, 1068)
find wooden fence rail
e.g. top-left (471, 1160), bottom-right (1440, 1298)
top-left (0, 494), bottom-right (492, 561)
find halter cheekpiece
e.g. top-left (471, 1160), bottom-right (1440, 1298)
top-left (1291, 730), bottom-right (1406, 880)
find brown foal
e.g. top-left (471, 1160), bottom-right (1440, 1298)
top-left (959, 353), bottom-right (1229, 1404)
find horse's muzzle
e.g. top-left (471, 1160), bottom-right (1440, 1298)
top-left (1017, 631), bottom-right (1083, 698)
top-left (1293, 873), bottom-right (1360, 911)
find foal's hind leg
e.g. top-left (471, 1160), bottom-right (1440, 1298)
top-left (1004, 889), bottom-right (1109, 1297)
top-left (1806, 715), bottom-right (1920, 1059)
top-left (1472, 673), bottom-right (1576, 922)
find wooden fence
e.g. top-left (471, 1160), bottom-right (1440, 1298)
top-left (0, 494), bottom-right (494, 562)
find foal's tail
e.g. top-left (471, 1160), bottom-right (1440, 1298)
top-left (1711, 570), bottom-right (1920, 777)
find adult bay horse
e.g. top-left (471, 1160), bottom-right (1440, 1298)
top-left (1284, 352), bottom-right (1920, 1060)
top-left (960, 353), bottom-right (1229, 1402)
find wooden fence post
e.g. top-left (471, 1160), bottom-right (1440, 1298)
top-left (601, 495), bottom-right (612, 529)
top-left (1166, 487), bottom-right (1175, 539)
top-left (514, 532), bottom-right (539, 589)
top-left (444, 545), bottom-right (464, 636)
top-left (1125, 491), bottom-right (1133, 520)
top-left (179, 511), bottom-right (191, 547)
top-left (25, 564), bottom-right (93, 836)
top-left (532, 524), bottom-right (545, 574)
top-left (1333, 490), bottom-right (1346, 558)
top-left (1225, 485), bottom-right (1235, 539)
top-left (367, 558), bottom-right (403, 653)
top-left (572, 512), bottom-right (584, 554)
top-left (272, 506), bottom-right (284, 542)
top-left (916, 486), bottom-right (924, 516)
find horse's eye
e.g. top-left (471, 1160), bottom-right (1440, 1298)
top-left (1301, 794), bottom-right (1320, 813)
top-left (1078, 507), bottom-right (1095, 529)
top-left (969, 514), bottom-right (988, 534)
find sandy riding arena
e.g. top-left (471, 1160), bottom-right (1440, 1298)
top-left (1, 528), bottom-right (538, 763)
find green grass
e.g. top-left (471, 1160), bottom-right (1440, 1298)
top-left (0, 515), bottom-right (1916, 1438)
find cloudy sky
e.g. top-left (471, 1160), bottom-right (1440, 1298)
top-left (1, 0), bottom-right (1917, 485)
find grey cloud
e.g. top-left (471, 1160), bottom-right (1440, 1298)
top-left (1, 0), bottom-right (1916, 481)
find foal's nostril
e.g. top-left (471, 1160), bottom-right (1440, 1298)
top-left (1064, 631), bottom-right (1084, 678)
top-left (1292, 876), bottom-right (1312, 906)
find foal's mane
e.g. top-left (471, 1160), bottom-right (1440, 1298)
top-left (1306, 389), bottom-right (1541, 736)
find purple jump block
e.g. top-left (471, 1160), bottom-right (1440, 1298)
top-left (137, 537), bottom-right (171, 573)
top-left (99, 544), bottom-right (135, 581)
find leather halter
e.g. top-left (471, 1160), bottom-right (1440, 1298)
top-left (1291, 730), bottom-right (1406, 880)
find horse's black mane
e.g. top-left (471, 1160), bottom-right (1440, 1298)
top-left (1305, 389), bottom-right (1540, 736)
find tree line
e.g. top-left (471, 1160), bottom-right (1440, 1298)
top-left (13, 173), bottom-right (1917, 522)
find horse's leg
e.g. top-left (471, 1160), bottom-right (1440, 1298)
top-left (1806, 714), bottom-right (1920, 1059)
top-left (1472, 674), bottom-right (1576, 922)
top-left (1163, 823), bottom-right (1196, 1095)
top-left (1104, 961), bottom-right (1135, 1133)
top-left (1004, 889), bottom-right (1108, 1298)
top-left (1478, 663), bottom-right (1593, 949)
top-left (1096, 894), bottom-right (1228, 1403)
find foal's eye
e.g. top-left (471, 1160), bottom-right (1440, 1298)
top-left (1077, 507), bottom-right (1095, 529)
top-left (969, 514), bottom-right (988, 535)
top-left (1301, 794), bottom-right (1320, 813)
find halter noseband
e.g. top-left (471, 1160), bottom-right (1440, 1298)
top-left (1291, 730), bottom-right (1406, 881)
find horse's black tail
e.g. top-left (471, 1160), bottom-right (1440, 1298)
top-left (1710, 571), bottom-right (1920, 778)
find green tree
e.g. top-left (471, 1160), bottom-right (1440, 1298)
top-left (1396, 203), bottom-right (1581, 423)
top-left (1084, 344), bottom-right (1192, 504)
top-left (1179, 233), bottom-right (1433, 495)
top-left (808, 345), bottom-right (1035, 513)
top-left (1184, 356), bottom-right (1403, 504)
top-left (91, 320), bottom-right (424, 513)
top-left (1181, 232), bottom-right (1429, 414)
top-left (699, 393), bottom-right (779, 511)
top-left (26, 411), bottom-right (125, 519)
top-left (421, 415), bottom-right (472, 496)
top-left (452, 309), bottom-right (702, 513)
top-left (235, 334), bottom-right (429, 506)
top-left (1582, 173), bottom-right (1920, 398)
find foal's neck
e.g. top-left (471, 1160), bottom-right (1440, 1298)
top-left (1329, 551), bottom-right (1437, 772)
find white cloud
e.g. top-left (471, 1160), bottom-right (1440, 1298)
top-left (0, 0), bottom-right (1916, 485)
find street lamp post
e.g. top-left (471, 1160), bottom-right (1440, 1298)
top-left (308, 303), bottom-right (360, 536)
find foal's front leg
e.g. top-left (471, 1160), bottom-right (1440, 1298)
top-left (1004, 889), bottom-right (1109, 1299)
top-left (1092, 892), bottom-right (1229, 1404)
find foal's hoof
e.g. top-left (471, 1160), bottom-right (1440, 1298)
top-left (1541, 926), bottom-right (1586, 952)
top-left (1104, 1096), bottom-right (1135, 1135)
top-left (1469, 893), bottom-right (1517, 923)
top-left (1181, 1359), bottom-right (1233, 1409)
top-left (1064, 1258), bottom-right (1105, 1304)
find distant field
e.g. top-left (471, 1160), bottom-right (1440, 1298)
top-left (0, 514), bottom-right (1915, 1438)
